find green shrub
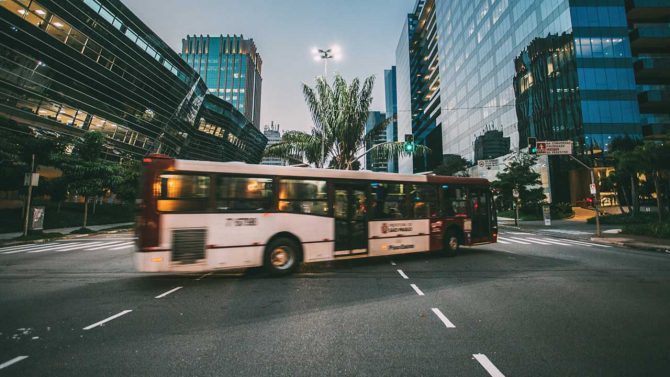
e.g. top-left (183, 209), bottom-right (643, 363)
top-left (622, 222), bottom-right (670, 239)
top-left (587, 213), bottom-right (657, 225)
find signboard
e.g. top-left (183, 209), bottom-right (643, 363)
top-left (589, 184), bottom-right (597, 195)
top-left (477, 159), bottom-right (499, 170)
top-left (542, 205), bottom-right (551, 226)
top-left (30, 206), bottom-right (45, 230)
top-left (24, 173), bottom-right (39, 187)
top-left (536, 140), bottom-right (573, 155)
top-left (513, 189), bottom-right (519, 198)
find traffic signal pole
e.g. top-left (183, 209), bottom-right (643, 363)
top-left (569, 155), bottom-right (601, 237)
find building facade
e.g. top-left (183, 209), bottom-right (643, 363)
top-left (474, 129), bottom-right (511, 162)
top-left (395, 12), bottom-right (416, 174)
top-left (395, 0), bottom-right (667, 202)
top-left (180, 34), bottom-right (263, 129)
top-left (365, 111), bottom-right (388, 172)
top-left (260, 121), bottom-right (286, 166)
top-left (384, 66), bottom-right (398, 173)
top-left (0, 0), bottom-right (266, 163)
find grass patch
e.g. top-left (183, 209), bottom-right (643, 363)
top-left (0, 201), bottom-right (135, 233)
top-left (622, 222), bottom-right (670, 239)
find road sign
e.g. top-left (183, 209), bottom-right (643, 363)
top-left (477, 159), bottom-right (498, 169)
top-left (542, 205), bottom-right (551, 226)
top-left (536, 140), bottom-right (573, 155)
top-left (589, 183), bottom-right (597, 195)
top-left (24, 173), bottom-right (39, 187)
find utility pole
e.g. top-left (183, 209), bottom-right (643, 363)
top-left (311, 46), bottom-right (342, 168)
top-left (569, 155), bottom-right (601, 237)
top-left (22, 154), bottom-right (35, 237)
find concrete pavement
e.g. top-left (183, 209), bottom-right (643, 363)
top-left (1, 231), bottom-right (669, 376)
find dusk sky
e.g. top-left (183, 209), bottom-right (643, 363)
top-left (123, 0), bottom-right (413, 133)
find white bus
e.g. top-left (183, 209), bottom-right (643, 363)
top-left (136, 155), bottom-right (497, 275)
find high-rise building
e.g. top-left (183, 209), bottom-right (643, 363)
top-left (0, 0), bottom-right (266, 163)
top-left (365, 111), bottom-right (388, 172)
top-left (260, 121), bottom-right (285, 166)
top-left (181, 34), bottom-right (263, 129)
top-left (396, 0), bottom-right (443, 174)
top-left (474, 129), bottom-right (511, 162)
top-left (384, 66), bottom-right (399, 173)
top-left (395, 13), bottom-right (416, 174)
top-left (396, 0), bottom-right (667, 203)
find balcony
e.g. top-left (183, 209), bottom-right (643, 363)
top-left (638, 89), bottom-right (670, 113)
top-left (630, 25), bottom-right (670, 53)
top-left (626, 0), bottom-right (670, 22)
top-left (634, 58), bottom-right (670, 84)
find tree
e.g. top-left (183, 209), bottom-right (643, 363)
top-left (113, 160), bottom-right (142, 204)
top-left (59, 132), bottom-right (121, 229)
top-left (610, 136), bottom-right (643, 216)
top-left (491, 154), bottom-right (545, 211)
top-left (637, 141), bottom-right (670, 222)
top-left (434, 154), bottom-right (470, 176)
top-left (265, 74), bottom-right (429, 169)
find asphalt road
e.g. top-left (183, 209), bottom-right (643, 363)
top-left (1, 231), bottom-right (669, 376)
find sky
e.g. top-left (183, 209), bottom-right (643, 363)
top-left (122, 0), bottom-right (413, 133)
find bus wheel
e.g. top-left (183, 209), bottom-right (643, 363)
top-left (443, 230), bottom-right (460, 257)
top-left (264, 237), bottom-right (299, 276)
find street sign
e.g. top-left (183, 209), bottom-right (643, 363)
top-left (512, 189), bottom-right (519, 198)
top-left (30, 206), bottom-right (45, 230)
top-left (24, 173), bottom-right (39, 187)
top-left (542, 205), bottom-right (551, 226)
top-left (589, 184), bottom-right (597, 195)
top-left (536, 140), bottom-right (573, 155)
top-left (477, 159), bottom-right (498, 170)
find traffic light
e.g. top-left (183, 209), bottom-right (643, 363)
top-left (404, 134), bottom-right (415, 153)
top-left (528, 137), bottom-right (538, 154)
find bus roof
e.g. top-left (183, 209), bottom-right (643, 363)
top-left (173, 159), bottom-right (490, 186)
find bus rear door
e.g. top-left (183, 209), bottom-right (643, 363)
top-left (333, 183), bottom-right (368, 256)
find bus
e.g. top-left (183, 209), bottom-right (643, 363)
top-left (136, 155), bottom-right (498, 275)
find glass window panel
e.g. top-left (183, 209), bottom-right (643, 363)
top-left (56, 105), bottom-right (77, 125)
top-left (217, 176), bottom-right (273, 211)
top-left (278, 201), bottom-right (328, 216)
top-left (83, 40), bottom-right (102, 61)
top-left (159, 174), bottom-right (210, 199)
top-left (112, 17), bottom-right (123, 30)
top-left (83, 0), bottom-right (101, 13)
top-left (99, 7), bottom-right (114, 24)
top-left (66, 29), bottom-right (87, 52)
top-left (278, 179), bottom-right (327, 200)
top-left (442, 185), bottom-right (468, 216)
top-left (37, 102), bottom-right (60, 119)
top-left (46, 17), bottom-right (70, 42)
top-left (591, 38), bottom-right (603, 57)
top-left (125, 28), bottom-right (138, 43)
top-left (371, 183), bottom-right (410, 219)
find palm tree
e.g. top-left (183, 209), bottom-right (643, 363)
top-left (265, 74), bottom-right (429, 169)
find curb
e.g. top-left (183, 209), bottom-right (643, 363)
top-left (589, 237), bottom-right (670, 254)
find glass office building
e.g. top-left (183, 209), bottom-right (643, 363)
top-left (384, 66), bottom-right (398, 173)
top-left (396, 11), bottom-right (416, 174)
top-left (365, 111), bottom-right (388, 172)
top-left (0, 0), bottom-right (266, 163)
top-left (181, 35), bottom-right (263, 129)
top-left (395, 0), bottom-right (668, 201)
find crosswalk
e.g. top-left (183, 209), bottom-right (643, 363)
top-left (0, 239), bottom-right (136, 256)
top-left (497, 234), bottom-right (611, 248)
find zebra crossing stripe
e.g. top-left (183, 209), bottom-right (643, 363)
top-left (496, 239), bottom-right (510, 244)
top-left (509, 237), bottom-right (550, 245)
top-left (84, 241), bottom-right (130, 251)
top-left (530, 237), bottom-right (571, 246)
top-left (497, 236), bottom-right (530, 245)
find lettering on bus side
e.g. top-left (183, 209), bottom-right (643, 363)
top-left (225, 218), bottom-right (258, 227)
top-left (381, 222), bottom-right (413, 234)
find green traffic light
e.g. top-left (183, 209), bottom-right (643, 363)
top-left (404, 142), bottom-right (415, 153)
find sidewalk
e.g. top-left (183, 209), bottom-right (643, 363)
top-left (0, 222), bottom-right (133, 241)
top-left (591, 234), bottom-right (670, 253)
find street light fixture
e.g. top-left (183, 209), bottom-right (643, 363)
top-left (311, 45), bottom-right (342, 168)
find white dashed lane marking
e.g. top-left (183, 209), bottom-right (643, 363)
top-left (410, 284), bottom-right (425, 296)
top-left (0, 356), bottom-right (28, 370)
top-left (397, 269), bottom-right (409, 279)
top-left (497, 236), bottom-right (530, 245)
top-left (431, 308), bottom-right (456, 328)
top-left (83, 310), bottom-right (132, 331)
top-left (473, 354), bottom-right (506, 377)
top-left (155, 286), bottom-right (183, 299)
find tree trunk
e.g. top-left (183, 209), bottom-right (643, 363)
top-left (93, 196), bottom-right (97, 215)
top-left (631, 176), bottom-right (640, 217)
top-left (83, 197), bottom-right (88, 229)
top-left (654, 170), bottom-right (663, 222)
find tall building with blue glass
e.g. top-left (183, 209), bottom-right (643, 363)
top-left (397, 0), bottom-right (668, 203)
top-left (384, 66), bottom-right (398, 173)
top-left (181, 35), bottom-right (262, 129)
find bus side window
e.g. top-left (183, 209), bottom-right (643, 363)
top-left (370, 183), bottom-right (410, 220)
top-left (409, 184), bottom-right (438, 219)
top-left (217, 176), bottom-right (273, 212)
top-left (157, 174), bottom-right (210, 212)
top-left (277, 179), bottom-right (329, 216)
top-left (442, 186), bottom-right (467, 217)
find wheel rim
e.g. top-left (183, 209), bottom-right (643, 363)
top-left (270, 246), bottom-right (293, 269)
top-left (448, 236), bottom-right (458, 250)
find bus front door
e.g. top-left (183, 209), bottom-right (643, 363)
top-left (333, 184), bottom-right (368, 256)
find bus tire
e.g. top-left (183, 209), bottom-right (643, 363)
top-left (443, 230), bottom-right (460, 257)
top-left (264, 237), bottom-right (300, 276)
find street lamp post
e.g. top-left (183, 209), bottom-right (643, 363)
top-left (311, 46), bottom-right (342, 168)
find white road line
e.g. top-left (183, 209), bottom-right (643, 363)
top-left (561, 238), bottom-right (612, 248)
top-left (410, 283), bottom-right (425, 296)
top-left (21, 242), bottom-right (86, 254)
top-left (531, 237), bottom-right (571, 246)
top-left (397, 269), bottom-right (409, 279)
top-left (196, 272), bottom-right (213, 280)
top-left (509, 237), bottom-right (551, 245)
top-left (84, 241), bottom-right (129, 251)
top-left (2, 242), bottom-right (73, 254)
top-left (0, 243), bottom-right (49, 252)
top-left (473, 354), bottom-right (505, 377)
top-left (109, 242), bottom-right (135, 251)
top-left (507, 231), bottom-right (532, 235)
top-left (48, 242), bottom-right (107, 253)
top-left (497, 236), bottom-right (530, 245)
top-left (0, 356), bottom-right (28, 370)
top-left (496, 239), bottom-right (511, 244)
top-left (390, 261), bottom-right (396, 266)
top-left (155, 286), bottom-right (183, 299)
top-left (83, 310), bottom-right (132, 330)
top-left (431, 308), bottom-right (456, 328)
